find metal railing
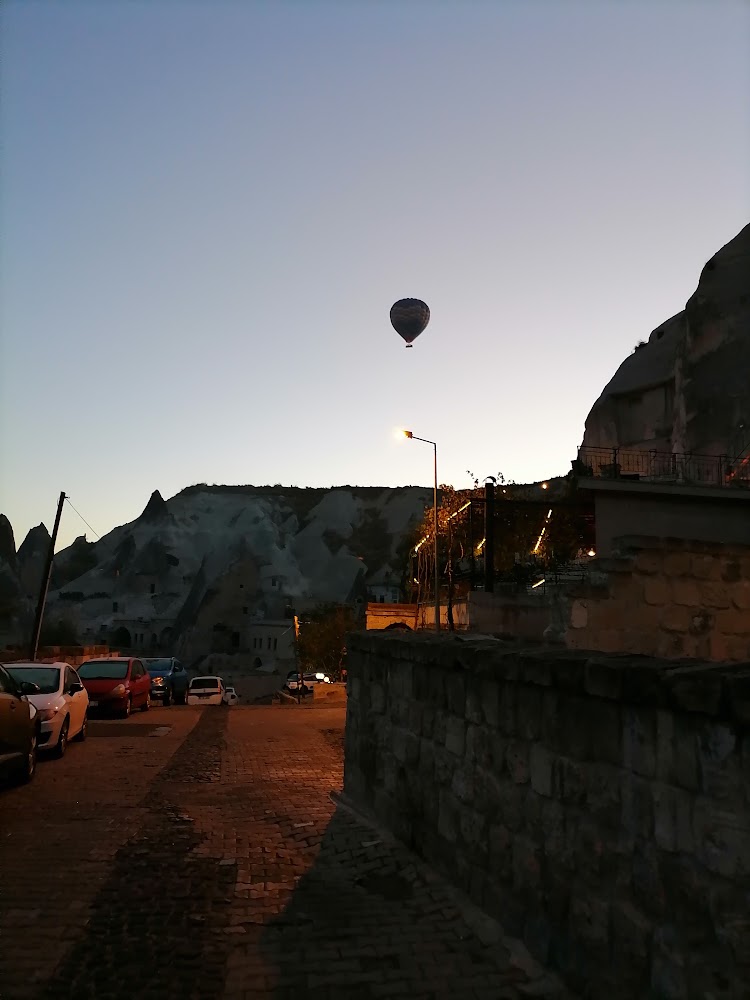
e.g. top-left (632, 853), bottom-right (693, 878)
top-left (575, 446), bottom-right (750, 489)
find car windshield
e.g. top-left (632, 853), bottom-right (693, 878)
top-left (145, 659), bottom-right (171, 672)
top-left (190, 677), bottom-right (219, 689)
top-left (5, 666), bottom-right (60, 694)
top-left (78, 660), bottom-right (129, 680)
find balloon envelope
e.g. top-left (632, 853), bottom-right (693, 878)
top-left (390, 298), bottom-right (430, 346)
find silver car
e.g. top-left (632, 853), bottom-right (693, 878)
top-left (4, 662), bottom-right (89, 757)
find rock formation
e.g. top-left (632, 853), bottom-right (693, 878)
top-left (581, 223), bottom-right (750, 463)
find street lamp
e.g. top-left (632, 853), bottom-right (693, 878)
top-left (403, 430), bottom-right (440, 631)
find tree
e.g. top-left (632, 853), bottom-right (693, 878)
top-left (295, 604), bottom-right (357, 681)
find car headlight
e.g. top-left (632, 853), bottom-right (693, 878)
top-left (112, 684), bottom-right (126, 697)
top-left (153, 677), bottom-right (164, 685)
top-left (38, 707), bottom-right (59, 722)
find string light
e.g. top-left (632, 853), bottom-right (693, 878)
top-left (532, 509), bottom-right (553, 554)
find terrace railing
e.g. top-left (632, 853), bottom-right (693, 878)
top-left (575, 446), bottom-right (750, 490)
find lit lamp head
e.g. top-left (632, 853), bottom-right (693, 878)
top-left (403, 430), bottom-right (413, 439)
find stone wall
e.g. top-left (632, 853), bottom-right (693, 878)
top-left (344, 632), bottom-right (750, 999)
top-left (566, 536), bottom-right (750, 661)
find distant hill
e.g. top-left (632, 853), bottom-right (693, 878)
top-left (1, 483), bottom-right (432, 655)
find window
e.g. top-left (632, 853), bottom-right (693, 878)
top-left (113, 602), bottom-right (119, 612)
top-left (271, 577), bottom-right (278, 587)
top-left (150, 584), bottom-right (156, 595)
top-left (65, 667), bottom-right (76, 690)
top-left (231, 631), bottom-right (240, 649)
top-left (273, 638), bottom-right (278, 651)
top-left (242, 607), bottom-right (248, 615)
top-left (267, 637), bottom-right (272, 650)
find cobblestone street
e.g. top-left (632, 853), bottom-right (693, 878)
top-left (0, 705), bottom-right (570, 1000)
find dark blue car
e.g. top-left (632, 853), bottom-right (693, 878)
top-left (143, 658), bottom-right (188, 706)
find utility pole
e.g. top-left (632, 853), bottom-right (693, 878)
top-left (484, 478), bottom-right (495, 593)
top-left (29, 491), bottom-right (66, 661)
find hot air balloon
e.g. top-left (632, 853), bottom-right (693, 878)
top-left (390, 298), bottom-right (430, 348)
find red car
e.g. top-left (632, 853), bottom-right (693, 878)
top-left (77, 657), bottom-right (151, 718)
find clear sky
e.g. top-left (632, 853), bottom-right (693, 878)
top-left (1, 0), bottom-right (748, 551)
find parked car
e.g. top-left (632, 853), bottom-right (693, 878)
top-left (0, 663), bottom-right (40, 783)
top-left (286, 671), bottom-right (332, 692)
top-left (4, 661), bottom-right (88, 756)
top-left (223, 686), bottom-right (239, 706)
top-left (77, 657), bottom-right (151, 717)
top-left (142, 657), bottom-right (189, 706)
top-left (186, 675), bottom-right (226, 706)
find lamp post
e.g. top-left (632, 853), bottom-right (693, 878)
top-left (404, 431), bottom-right (440, 631)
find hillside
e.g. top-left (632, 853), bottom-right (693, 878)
top-left (0, 484), bottom-right (432, 654)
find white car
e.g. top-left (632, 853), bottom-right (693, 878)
top-left (187, 675), bottom-right (226, 706)
top-left (286, 671), bottom-right (332, 691)
top-left (4, 662), bottom-right (89, 757)
top-left (223, 686), bottom-right (239, 706)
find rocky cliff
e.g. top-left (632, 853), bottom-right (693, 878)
top-left (1, 483), bottom-right (431, 652)
top-left (581, 222), bottom-right (750, 461)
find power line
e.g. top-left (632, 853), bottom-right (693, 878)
top-left (64, 496), bottom-right (101, 541)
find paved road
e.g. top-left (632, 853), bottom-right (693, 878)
top-left (0, 704), bottom-right (569, 1000)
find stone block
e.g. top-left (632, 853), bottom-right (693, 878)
top-left (672, 716), bottom-right (700, 792)
top-left (692, 554), bottom-right (722, 581)
top-left (553, 755), bottom-right (587, 804)
top-left (652, 782), bottom-right (679, 852)
top-left (459, 807), bottom-right (487, 852)
top-left (445, 715), bottom-right (466, 758)
top-left (623, 706), bottom-right (657, 777)
top-left (586, 761), bottom-right (622, 830)
top-left (496, 778), bottom-right (525, 832)
top-left (664, 552), bottom-right (692, 577)
top-left (506, 740), bottom-right (530, 784)
top-left (650, 925), bottom-right (687, 1000)
top-left (488, 823), bottom-right (512, 881)
top-left (645, 577), bottom-right (671, 605)
top-left (445, 670), bottom-right (466, 715)
top-left (732, 580), bottom-right (750, 610)
top-left (668, 667), bottom-right (723, 715)
top-left (407, 700), bottom-right (423, 734)
top-left (421, 704), bottom-right (435, 739)
top-left (517, 685), bottom-right (542, 741)
top-left (530, 744), bottom-right (554, 797)
top-left (539, 797), bottom-right (566, 861)
top-left (451, 763), bottom-right (475, 804)
top-left (722, 559), bottom-right (742, 583)
top-left (428, 665), bottom-right (445, 706)
top-left (699, 580), bottom-right (730, 608)
top-left (465, 677), bottom-right (483, 725)
top-left (672, 578), bottom-right (702, 607)
top-left (512, 834), bottom-right (542, 891)
top-left (539, 688), bottom-right (560, 750)
top-left (558, 694), bottom-right (594, 760)
top-left (583, 657), bottom-right (623, 700)
top-left (698, 722), bottom-right (738, 797)
top-left (489, 731), bottom-right (507, 772)
top-left (727, 670), bottom-right (750, 726)
top-left (419, 737), bottom-right (435, 778)
top-left (588, 698), bottom-right (622, 765)
top-left (465, 723), bottom-right (491, 767)
top-left (661, 605), bottom-right (691, 633)
top-left (432, 709), bottom-right (447, 746)
top-left (480, 678), bottom-right (500, 727)
top-left (570, 599), bottom-right (588, 629)
top-left (520, 652), bottom-right (553, 686)
top-left (621, 773), bottom-right (654, 842)
top-left (634, 550), bottom-right (663, 575)
top-left (498, 682), bottom-right (516, 735)
top-left (693, 797), bottom-right (750, 879)
top-left (632, 843), bottom-right (666, 918)
top-left (715, 607), bottom-right (750, 635)
top-left (437, 788), bottom-right (460, 843)
top-left (370, 682), bottom-right (386, 713)
top-left (434, 746), bottom-right (456, 786)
